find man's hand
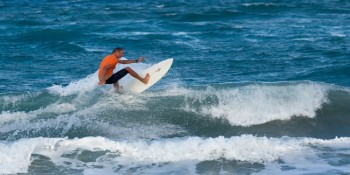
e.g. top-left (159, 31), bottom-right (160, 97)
top-left (98, 80), bottom-right (105, 86)
top-left (137, 56), bottom-right (145, 63)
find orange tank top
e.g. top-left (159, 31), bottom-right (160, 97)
top-left (98, 54), bottom-right (118, 78)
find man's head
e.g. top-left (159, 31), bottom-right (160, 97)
top-left (112, 47), bottom-right (124, 58)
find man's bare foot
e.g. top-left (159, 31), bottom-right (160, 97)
top-left (114, 86), bottom-right (125, 94)
top-left (143, 73), bottom-right (150, 84)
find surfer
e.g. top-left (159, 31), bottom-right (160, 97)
top-left (98, 48), bottom-right (150, 91)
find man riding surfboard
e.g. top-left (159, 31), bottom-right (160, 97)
top-left (98, 48), bottom-right (150, 91)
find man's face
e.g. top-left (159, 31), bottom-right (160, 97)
top-left (117, 50), bottom-right (124, 58)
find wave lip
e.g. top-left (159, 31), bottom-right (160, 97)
top-left (182, 82), bottom-right (330, 126)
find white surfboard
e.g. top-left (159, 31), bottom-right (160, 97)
top-left (121, 58), bottom-right (173, 93)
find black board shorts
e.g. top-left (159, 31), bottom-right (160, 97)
top-left (105, 68), bottom-right (128, 84)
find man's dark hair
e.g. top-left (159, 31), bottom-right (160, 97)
top-left (112, 47), bottom-right (123, 53)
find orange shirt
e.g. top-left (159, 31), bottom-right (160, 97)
top-left (98, 54), bottom-right (118, 79)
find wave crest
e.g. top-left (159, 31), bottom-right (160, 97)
top-left (180, 82), bottom-right (330, 126)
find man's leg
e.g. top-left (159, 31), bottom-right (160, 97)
top-left (125, 67), bottom-right (150, 84)
top-left (113, 81), bottom-right (119, 92)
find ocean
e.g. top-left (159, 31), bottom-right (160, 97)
top-left (1, 0), bottom-right (350, 174)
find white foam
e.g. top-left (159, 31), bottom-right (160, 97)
top-left (156, 4), bottom-right (165, 8)
top-left (0, 93), bottom-right (31, 108)
top-left (0, 137), bottom-right (62, 174)
top-left (0, 113), bottom-right (81, 134)
top-left (0, 103), bottom-right (76, 124)
top-left (172, 32), bottom-right (188, 36)
top-left (2, 135), bottom-right (350, 174)
top-left (0, 111), bottom-right (29, 124)
top-left (330, 32), bottom-right (346, 37)
top-left (165, 13), bottom-right (177, 16)
top-left (293, 37), bottom-right (317, 42)
top-left (48, 71), bottom-right (99, 96)
top-left (173, 82), bottom-right (330, 126)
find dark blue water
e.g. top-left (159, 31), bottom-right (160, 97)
top-left (1, 1), bottom-right (350, 174)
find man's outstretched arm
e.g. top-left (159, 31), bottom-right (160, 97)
top-left (119, 57), bottom-right (144, 64)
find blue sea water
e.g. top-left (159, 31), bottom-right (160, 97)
top-left (1, 0), bottom-right (350, 174)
